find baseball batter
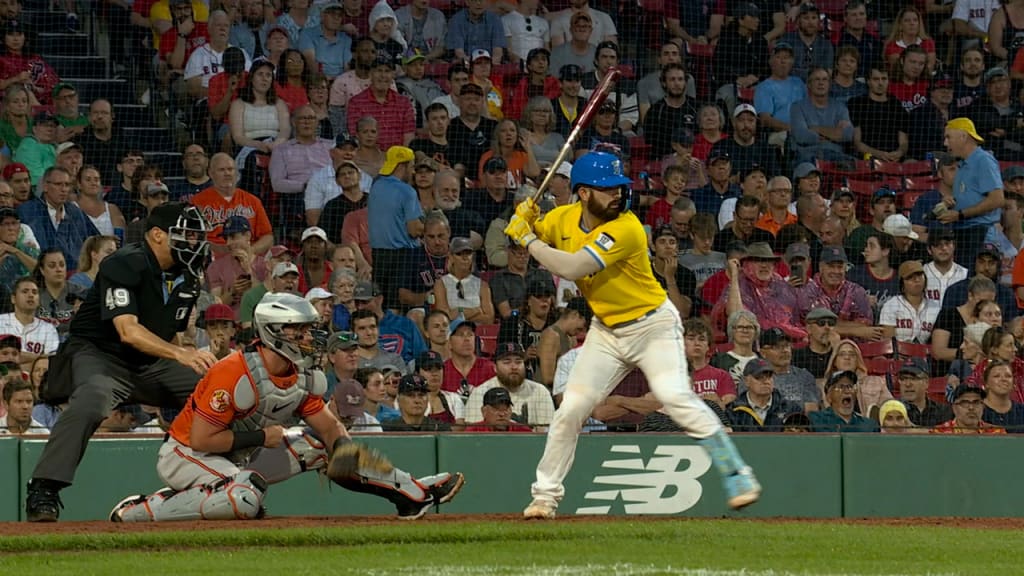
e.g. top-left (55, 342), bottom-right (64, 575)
top-left (109, 293), bottom-right (463, 522)
top-left (505, 151), bottom-right (761, 519)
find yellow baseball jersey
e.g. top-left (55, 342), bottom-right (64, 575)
top-left (534, 203), bottom-right (666, 326)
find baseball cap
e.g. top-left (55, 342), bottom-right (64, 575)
top-left (733, 103), bottom-right (757, 118)
top-left (460, 83), bottom-right (485, 97)
top-left (793, 162), bottom-right (820, 181)
top-left (527, 278), bottom-right (555, 297)
top-left (379, 146), bottom-right (415, 176)
top-left (871, 187), bottom-right (897, 204)
top-left (936, 152), bottom-right (958, 168)
top-left (494, 342), bottom-right (526, 360)
top-left (415, 350), bottom-right (444, 370)
top-left (0, 334), bottom-right (20, 349)
top-left (1, 19), bottom-right (24, 35)
top-left (335, 132), bottom-right (359, 148)
top-left (595, 40), bottom-right (619, 57)
top-left (798, 2), bottom-right (818, 14)
top-left (327, 331), bottom-right (358, 353)
top-left (2, 163), bottom-right (27, 180)
top-left (267, 244), bottom-right (294, 259)
top-left (483, 387), bottom-right (513, 407)
top-left (335, 159), bottom-right (360, 173)
top-left (33, 110), bottom-right (58, 125)
top-left (266, 24), bottom-right (289, 38)
top-left (898, 260), bottom-right (925, 279)
top-left (950, 384), bottom-right (986, 401)
top-left (882, 214), bottom-right (919, 239)
top-left (300, 226), bottom-right (329, 243)
top-left (898, 357), bottom-right (929, 377)
top-left (773, 41), bottom-right (794, 55)
top-left (783, 242), bottom-right (810, 263)
top-left (471, 49), bottom-right (491, 62)
top-left (735, 2), bottom-right (760, 18)
top-left (559, 64), bottom-right (583, 81)
top-left (831, 187), bottom-right (855, 202)
top-left (55, 142), bottom-right (82, 156)
top-left (402, 48), bottom-right (426, 66)
top-left (144, 181), bottom-right (170, 198)
top-left (570, 11), bottom-right (592, 24)
top-left (450, 319), bottom-right (477, 334)
top-left (1004, 166), bottom-right (1024, 182)
top-left (985, 66), bottom-right (1009, 83)
top-left (449, 237), bottom-right (474, 254)
top-left (380, 364), bottom-right (404, 376)
top-left (527, 47), bottom-right (550, 64)
top-left (708, 151), bottom-right (731, 164)
top-left (398, 374), bottom-right (429, 395)
top-left (741, 164), bottom-right (766, 181)
top-left (371, 54), bottom-right (397, 69)
top-left (321, 0), bottom-right (343, 9)
top-left (203, 303), bottom-right (236, 324)
top-left (931, 72), bottom-right (954, 91)
top-left (805, 307), bottom-right (838, 322)
top-left (304, 287), bottom-right (333, 301)
top-left (415, 153), bottom-right (440, 172)
top-left (554, 161), bottom-right (573, 179)
top-left (978, 242), bottom-right (1002, 260)
top-left (0, 207), bottom-right (18, 221)
top-left (927, 228), bottom-right (955, 247)
top-left (820, 246), bottom-right (848, 264)
top-left (353, 281), bottom-right (381, 300)
top-left (825, 370), bottom-right (858, 390)
top-left (219, 214), bottom-right (251, 237)
top-left (671, 128), bottom-right (694, 146)
top-left (947, 117), bottom-right (984, 143)
top-left (598, 99), bottom-right (618, 113)
top-left (759, 327), bottom-right (790, 348)
top-left (52, 81), bottom-right (76, 99)
top-left (743, 358), bottom-right (774, 378)
top-left (483, 156), bottom-right (508, 173)
top-left (333, 379), bottom-right (366, 419)
top-left (652, 225), bottom-right (676, 241)
top-left (272, 262), bottom-right (299, 278)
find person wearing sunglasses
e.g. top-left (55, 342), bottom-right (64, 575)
top-left (792, 307), bottom-right (838, 385)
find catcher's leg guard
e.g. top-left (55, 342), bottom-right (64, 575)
top-left (111, 471), bottom-right (268, 522)
top-left (247, 426), bottom-right (329, 484)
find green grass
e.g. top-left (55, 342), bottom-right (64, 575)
top-left (0, 519), bottom-right (1019, 575)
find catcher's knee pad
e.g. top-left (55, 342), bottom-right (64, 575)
top-left (248, 427), bottom-right (329, 484)
top-left (118, 471), bottom-right (268, 522)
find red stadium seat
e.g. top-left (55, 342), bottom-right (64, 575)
top-left (928, 377), bottom-right (949, 404)
top-left (895, 340), bottom-right (930, 360)
top-left (899, 191), bottom-right (926, 212)
top-left (477, 323), bottom-right (499, 357)
top-left (845, 179), bottom-right (877, 197)
top-left (900, 160), bottom-right (934, 176)
top-left (819, 159), bottom-right (875, 180)
top-left (865, 357), bottom-right (893, 375)
top-left (858, 339), bottom-right (894, 359)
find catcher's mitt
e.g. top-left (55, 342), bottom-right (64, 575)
top-left (326, 439), bottom-right (394, 482)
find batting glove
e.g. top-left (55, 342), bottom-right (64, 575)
top-left (505, 215), bottom-right (538, 248)
top-left (514, 198), bottom-right (541, 226)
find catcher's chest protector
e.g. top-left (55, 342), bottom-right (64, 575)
top-left (229, 351), bottom-right (325, 456)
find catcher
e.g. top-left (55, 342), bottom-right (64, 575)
top-left (110, 292), bottom-right (464, 522)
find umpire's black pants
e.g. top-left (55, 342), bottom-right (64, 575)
top-left (32, 337), bottom-right (200, 486)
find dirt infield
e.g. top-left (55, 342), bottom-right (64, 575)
top-left (2, 514), bottom-right (1023, 536)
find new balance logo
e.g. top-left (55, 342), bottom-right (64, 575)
top-left (575, 445), bottom-right (711, 515)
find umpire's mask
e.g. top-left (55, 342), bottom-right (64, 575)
top-left (168, 204), bottom-right (211, 278)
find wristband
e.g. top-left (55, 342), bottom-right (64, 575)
top-left (231, 429), bottom-right (266, 451)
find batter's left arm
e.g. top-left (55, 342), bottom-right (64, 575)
top-left (527, 242), bottom-right (603, 281)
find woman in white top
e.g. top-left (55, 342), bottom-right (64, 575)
top-left (433, 237), bottom-right (495, 325)
top-left (68, 234), bottom-right (118, 290)
top-left (76, 165), bottom-right (125, 237)
top-left (229, 59), bottom-right (291, 154)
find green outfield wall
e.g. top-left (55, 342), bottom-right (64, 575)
top-left (4, 434), bottom-right (1023, 521)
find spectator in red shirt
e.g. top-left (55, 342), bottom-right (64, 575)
top-left (684, 318), bottom-right (736, 408)
top-left (160, 0), bottom-right (208, 77)
top-left (463, 387), bottom-right (532, 432)
top-left (442, 320), bottom-right (496, 398)
top-left (346, 56), bottom-right (415, 149)
top-left (887, 44), bottom-right (929, 112)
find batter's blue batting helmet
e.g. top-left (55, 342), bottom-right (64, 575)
top-left (570, 151), bottom-right (633, 192)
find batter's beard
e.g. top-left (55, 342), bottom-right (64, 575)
top-left (585, 195), bottom-right (620, 222)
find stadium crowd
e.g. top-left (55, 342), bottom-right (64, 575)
top-left (0, 0), bottom-right (1023, 435)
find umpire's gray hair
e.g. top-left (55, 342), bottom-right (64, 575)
top-left (726, 309), bottom-right (760, 342)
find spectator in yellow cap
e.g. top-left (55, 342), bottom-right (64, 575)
top-left (940, 117), bottom-right (1005, 264)
top-left (878, 399), bottom-right (913, 434)
top-left (367, 145), bottom-right (421, 310)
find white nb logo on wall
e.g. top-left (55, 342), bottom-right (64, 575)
top-left (575, 445), bottom-right (711, 515)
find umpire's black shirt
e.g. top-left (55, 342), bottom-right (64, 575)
top-left (70, 243), bottom-right (194, 366)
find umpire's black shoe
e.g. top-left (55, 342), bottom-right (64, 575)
top-left (25, 480), bottom-right (64, 522)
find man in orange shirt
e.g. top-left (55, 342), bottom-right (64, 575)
top-left (755, 176), bottom-right (797, 237)
top-left (191, 152), bottom-right (275, 258)
top-left (110, 293), bottom-right (464, 521)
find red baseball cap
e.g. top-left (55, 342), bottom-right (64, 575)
top-left (203, 304), bottom-right (236, 323)
top-left (0, 334), bottom-right (21, 349)
top-left (267, 245), bottom-right (294, 259)
top-left (2, 163), bottom-right (28, 179)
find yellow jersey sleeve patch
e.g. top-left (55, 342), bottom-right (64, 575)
top-left (584, 217), bottom-right (645, 270)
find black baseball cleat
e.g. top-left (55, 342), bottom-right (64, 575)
top-left (395, 473), bottom-right (465, 520)
top-left (25, 481), bottom-right (64, 523)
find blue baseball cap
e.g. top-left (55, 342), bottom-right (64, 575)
top-left (219, 215), bottom-right (251, 237)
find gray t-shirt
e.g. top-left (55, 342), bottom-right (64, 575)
top-left (770, 366), bottom-right (822, 408)
top-left (549, 43), bottom-right (596, 77)
top-left (637, 71), bottom-right (697, 110)
top-left (678, 250), bottom-right (726, 287)
top-left (359, 350), bottom-right (409, 375)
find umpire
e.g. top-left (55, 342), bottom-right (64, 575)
top-left (25, 202), bottom-right (217, 522)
